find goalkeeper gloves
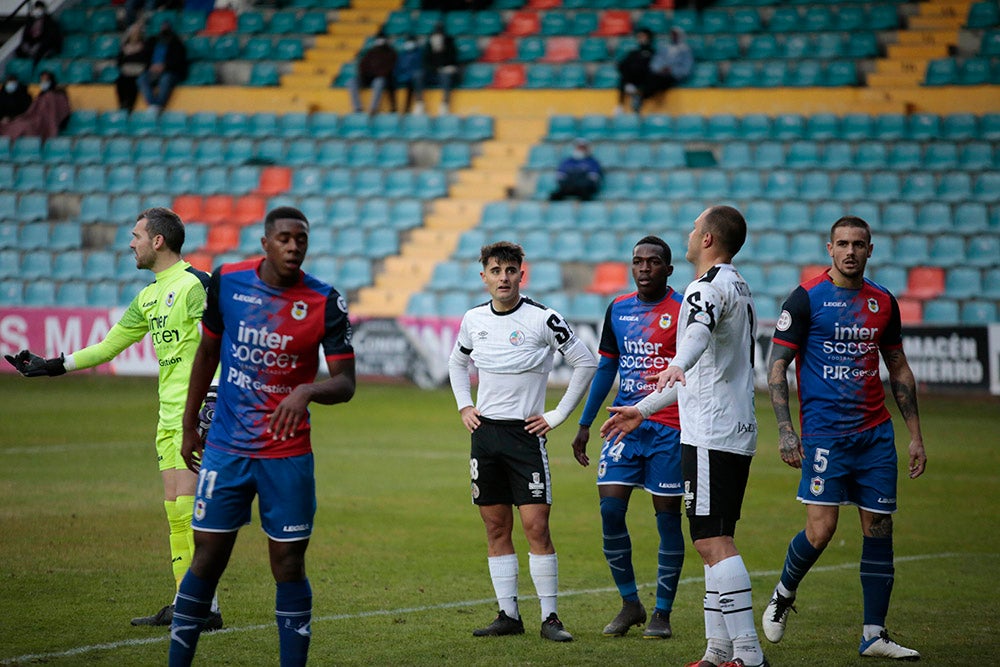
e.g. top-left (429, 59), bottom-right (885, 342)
top-left (197, 384), bottom-right (218, 440)
top-left (4, 350), bottom-right (66, 377)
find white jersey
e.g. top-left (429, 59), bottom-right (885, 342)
top-left (451, 297), bottom-right (582, 420)
top-left (678, 263), bottom-right (758, 455)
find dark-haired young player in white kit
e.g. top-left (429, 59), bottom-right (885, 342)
top-left (601, 206), bottom-right (768, 667)
top-left (762, 216), bottom-right (926, 661)
top-left (449, 241), bottom-right (597, 642)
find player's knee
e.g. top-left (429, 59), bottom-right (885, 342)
top-left (868, 513), bottom-right (893, 538)
top-left (599, 495), bottom-right (629, 530)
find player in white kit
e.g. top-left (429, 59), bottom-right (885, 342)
top-left (449, 241), bottom-right (597, 642)
top-left (601, 206), bottom-right (768, 667)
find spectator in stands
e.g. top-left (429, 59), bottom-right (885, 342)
top-left (0, 70), bottom-right (70, 141)
top-left (137, 21), bottom-right (188, 114)
top-left (423, 23), bottom-right (459, 115)
top-left (15, 1), bottom-right (63, 66)
top-left (394, 35), bottom-right (425, 114)
top-left (0, 74), bottom-right (32, 122)
top-left (616, 28), bottom-right (656, 114)
top-left (549, 138), bottom-right (603, 202)
top-left (116, 21), bottom-right (151, 112)
top-left (648, 28), bottom-right (693, 102)
top-left (349, 30), bottom-right (398, 116)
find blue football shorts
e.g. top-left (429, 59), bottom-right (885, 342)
top-left (596, 420), bottom-right (682, 496)
top-left (192, 447), bottom-right (317, 541)
top-left (798, 419), bottom-right (898, 514)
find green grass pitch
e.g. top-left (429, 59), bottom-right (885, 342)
top-left (1, 374), bottom-right (998, 665)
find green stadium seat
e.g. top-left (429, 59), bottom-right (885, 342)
top-left (937, 172), bottom-right (972, 201)
top-left (730, 170), bottom-right (763, 199)
top-left (590, 62), bottom-right (620, 88)
top-left (15, 164), bottom-right (45, 191)
top-left (867, 5), bottom-right (899, 30)
top-left (960, 300), bottom-right (998, 325)
top-left (238, 10), bottom-right (265, 33)
top-left (966, 0), bottom-right (999, 28)
top-left (724, 61), bottom-right (758, 87)
top-left (799, 171), bottom-right (832, 201)
top-left (300, 11), bottom-right (328, 34)
top-left (971, 172), bottom-right (999, 201)
top-left (753, 141), bottom-right (783, 169)
top-left (186, 62), bottom-right (217, 85)
top-left (854, 143), bottom-right (888, 170)
top-left (249, 62), bottom-right (281, 86)
top-left (731, 8), bottom-right (762, 33)
top-left (954, 202), bottom-right (990, 233)
top-left (45, 164), bottom-right (76, 192)
top-left (944, 267), bottom-right (982, 299)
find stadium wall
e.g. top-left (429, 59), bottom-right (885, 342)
top-left (1, 307), bottom-right (997, 395)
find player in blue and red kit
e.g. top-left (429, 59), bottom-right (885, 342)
top-left (572, 236), bottom-right (686, 639)
top-left (170, 207), bottom-right (356, 667)
top-left (762, 216), bottom-right (926, 661)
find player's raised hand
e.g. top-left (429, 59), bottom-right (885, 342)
top-left (651, 366), bottom-right (684, 391)
top-left (4, 350), bottom-right (66, 377)
top-left (599, 405), bottom-right (643, 446)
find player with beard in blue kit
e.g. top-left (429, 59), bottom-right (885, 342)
top-left (571, 236), bottom-right (685, 640)
top-left (169, 206), bottom-right (356, 667)
top-left (762, 216), bottom-right (926, 661)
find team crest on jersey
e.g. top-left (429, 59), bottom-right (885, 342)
top-left (810, 476), bottom-right (825, 496)
top-left (291, 300), bottom-right (308, 320)
top-left (509, 330), bottom-right (525, 346)
top-left (337, 295), bottom-right (348, 313)
top-left (867, 298), bottom-right (879, 314)
top-left (659, 313), bottom-right (673, 329)
top-left (165, 291), bottom-right (176, 307)
top-left (776, 310), bottom-right (792, 331)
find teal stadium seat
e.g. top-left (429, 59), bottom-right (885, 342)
top-left (249, 62), bottom-right (281, 86)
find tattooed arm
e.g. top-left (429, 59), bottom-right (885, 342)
top-left (883, 346), bottom-right (927, 479)
top-left (768, 342), bottom-right (803, 469)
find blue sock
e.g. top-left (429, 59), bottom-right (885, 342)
top-left (169, 570), bottom-right (218, 667)
top-left (654, 511), bottom-right (684, 614)
top-left (779, 529), bottom-right (824, 593)
top-left (860, 536), bottom-right (894, 626)
top-left (600, 496), bottom-right (638, 601)
top-left (276, 578), bottom-right (312, 667)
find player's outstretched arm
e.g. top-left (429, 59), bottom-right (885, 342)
top-left (5, 350), bottom-right (66, 377)
top-left (530, 337), bottom-right (598, 436)
top-left (883, 347), bottom-right (926, 479)
top-left (182, 336), bottom-right (222, 472)
top-left (768, 343), bottom-right (803, 469)
top-left (599, 405), bottom-right (643, 445)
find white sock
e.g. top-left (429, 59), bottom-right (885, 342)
top-left (776, 581), bottom-right (794, 598)
top-left (529, 552), bottom-right (558, 620)
top-left (488, 554), bottom-right (519, 619)
top-left (211, 593), bottom-right (219, 614)
top-left (703, 564), bottom-right (732, 664)
top-left (712, 555), bottom-right (764, 666)
top-left (863, 624), bottom-right (885, 641)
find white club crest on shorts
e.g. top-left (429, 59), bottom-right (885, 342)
top-left (194, 499), bottom-right (207, 520)
top-left (291, 300), bottom-right (308, 320)
top-left (867, 298), bottom-right (879, 314)
top-left (776, 310), bottom-right (792, 331)
top-left (528, 472), bottom-right (544, 498)
top-left (166, 291), bottom-right (176, 307)
top-left (471, 482), bottom-right (480, 500)
top-left (810, 476), bottom-right (825, 496)
top-left (659, 313), bottom-right (673, 329)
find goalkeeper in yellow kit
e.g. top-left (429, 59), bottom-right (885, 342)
top-left (5, 207), bottom-right (222, 629)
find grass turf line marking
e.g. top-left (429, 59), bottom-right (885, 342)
top-left (1, 552), bottom-right (961, 665)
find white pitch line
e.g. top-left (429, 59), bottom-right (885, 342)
top-left (0, 552), bottom-right (962, 665)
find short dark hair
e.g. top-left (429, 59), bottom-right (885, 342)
top-left (137, 207), bottom-right (184, 253)
top-left (479, 241), bottom-right (524, 267)
top-left (264, 206), bottom-right (310, 237)
top-left (830, 215), bottom-right (872, 243)
top-left (703, 205), bottom-right (747, 256)
top-left (634, 235), bottom-right (671, 264)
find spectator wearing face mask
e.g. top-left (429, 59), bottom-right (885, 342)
top-left (15, 1), bottom-right (63, 65)
top-left (1, 70), bottom-right (71, 140)
top-left (423, 23), bottom-right (458, 115)
top-left (137, 22), bottom-right (188, 113)
top-left (348, 30), bottom-right (398, 116)
top-left (0, 74), bottom-right (33, 122)
top-left (549, 138), bottom-right (603, 202)
top-left (394, 35), bottom-right (425, 114)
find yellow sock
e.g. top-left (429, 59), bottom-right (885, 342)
top-left (165, 497), bottom-right (195, 591)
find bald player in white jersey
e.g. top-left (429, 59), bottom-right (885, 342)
top-left (449, 241), bottom-right (597, 643)
top-left (601, 206), bottom-right (767, 667)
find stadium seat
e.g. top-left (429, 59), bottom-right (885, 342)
top-left (929, 236), bottom-right (967, 268)
top-left (923, 298), bottom-right (960, 323)
top-left (966, 236), bottom-right (1000, 267)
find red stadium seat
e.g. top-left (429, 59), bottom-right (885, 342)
top-left (506, 10), bottom-right (541, 36)
top-left (595, 10), bottom-right (632, 36)
top-left (491, 64), bottom-right (526, 88)
top-left (896, 297), bottom-right (923, 324)
top-left (798, 264), bottom-right (828, 283)
top-left (186, 252), bottom-right (214, 272)
top-left (202, 8), bottom-right (237, 36)
top-left (527, 0), bottom-right (561, 8)
top-left (201, 195), bottom-right (234, 225)
top-left (905, 266), bottom-right (945, 301)
top-left (482, 36), bottom-right (517, 62)
top-left (171, 195), bottom-right (204, 223)
top-left (205, 224), bottom-right (240, 254)
top-left (541, 37), bottom-right (579, 63)
top-left (232, 195), bottom-right (266, 226)
top-left (586, 262), bottom-right (629, 295)
top-left (256, 166), bottom-right (291, 196)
